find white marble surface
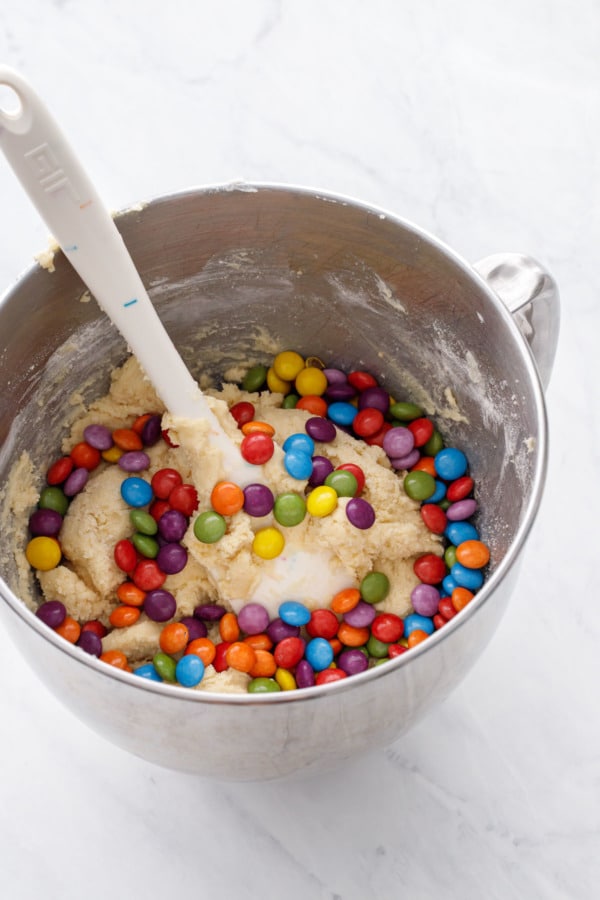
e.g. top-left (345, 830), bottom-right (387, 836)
top-left (1, 2), bottom-right (598, 898)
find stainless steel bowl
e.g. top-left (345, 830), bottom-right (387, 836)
top-left (0, 184), bottom-right (559, 780)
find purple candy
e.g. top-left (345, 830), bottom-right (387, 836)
top-left (237, 602), bottom-right (270, 635)
top-left (194, 603), bottom-right (226, 622)
top-left (411, 583), bottom-right (441, 617)
top-left (343, 600), bottom-right (377, 628)
top-left (118, 450), bottom-right (150, 472)
top-left (141, 414), bottom-right (162, 447)
top-left (63, 467), bottom-right (88, 497)
top-left (35, 599), bottom-right (66, 629)
top-left (390, 449), bottom-right (421, 470)
top-left (446, 499), bottom-right (478, 521)
top-left (144, 589), bottom-right (177, 622)
top-left (28, 508), bottom-right (62, 537)
top-left (337, 648), bottom-right (369, 676)
top-left (308, 455), bottom-right (334, 487)
top-left (346, 497), bottom-right (376, 529)
top-left (305, 417), bottom-right (337, 443)
top-left (180, 616), bottom-right (208, 641)
top-left (83, 424), bottom-right (113, 450)
top-left (266, 617), bottom-right (300, 643)
top-left (156, 543), bottom-right (188, 575)
top-left (158, 509), bottom-right (188, 542)
top-left (243, 483), bottom-right (275, 517)
top-left (295, 659), bottom-right (315, 688)
top-left (358, 386), bottom-right (390, 413)
top-left (76, 630), bottom-right (102, 657)
top-left (325, 383), bottom-right (357, 402)
top-left (382, 426), bottom-right (414, 460)
top-left (323, 368), bottom-right (347, 385)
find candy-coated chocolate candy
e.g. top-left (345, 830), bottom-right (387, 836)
top-left (46, 456), bottom-right (74, 485)
top-left (403, 470), bottom-right (436, 501)
top-left (63, 467), bottom-right (89, 497)
top-left (83, 424), bottom-right (113, 450)
top-left (132, 532), bottom-right (159, 558)
top-left (226, 642), bottom-right (257, 673)
top-left (346, 497), bottom-right (375, 529)
top-left (114, 539), bottom-right (137, 573)
top-left (118, 450), bottom-right (150, 472)
top-left (445, 521), bottom-right (479, 545)
top-left (36, 600), bottom-right (66, 629)
top-left (447, 476), bottom-right (474, 502)
top-left (273, 492), bottom-right (307, 526)
top-left (131, 509), bottom-right (158, 535)
top-left (284, 449), bottom-right (313, 480)
top-left (70, 441), bottom-right (101, 470)
top-left (134, 663), bottom-right (162, 681)
top-left (266, 617), bottom-right (301, 643)
top-left (76, 630), bottom-right (102, 657)
top-left (275, 667), bottom-right (297, 690)
top-left (243, 483), bottom-right (275, 517)
top-left (295, 659), bottom-right (315, 688)
top-left (446, 498), bottom-right (478, 521)
top-left (324, 470), bottom-right (358, 497)
top-left (157, 543), bottom-right (188, 575)
top-left (229, 400), bottom-right (255, 426)
top-left (121, 476), bottom-right (153, 508)
top-left (273, 636), bottom-right (305, 669)
top-left (366, 634), bottom-right (390, 658)
top-left (252, 527), bottom-right (285, 559)
top-left (144, 589), bottom-right (177, 622)
top-left (273, 350), bottom-right (305, 381)
top-left (237, 602), bottom-right (270, 635)
top-left (407, 417), bottom-right (434, 447)
top-left (306, 485), bottom-right (338, 517)
top-left (295, 366), bottom-right (327, 397)
top-left (450, 562), bottom-right (484, 590)
top-left (420, 503), bottom-right (447, 534)
top-left (423, 430), bottom-right (444, 456)
top-left (336, 463), bottom-right (365, 494)
top-left (305, 417), bottom-right (336, 442)
top-left (151, 468), bottom-right (182, 499)
top-left (455, 539), bottom-right (490, 569)
top-left (404, 613), bottom-right (435, 637)
top-left (283, 432), bottom-right (315, 456)
top-left (411, 583), bottom-right (441, 617)
top-left (360, 571), bottom-right (390, 604)
top-left (304, 637), bottom-right (335, 671)
top-left (383, 426), bottom-right (415, 459)
top-left (353, 407), bottom-right (384, 438)
top-left (169, 484), bottom-right (199, 517)
top-left (435, 447), bottom-right (468, 481)
top-left (241, 432), bottom-right (275, 465)
top-left (306, 608), bottom-right (339, 639)
top-left (25, 536), bottom-right (61, 571)
top-left (347, 370), bottom-right (377, 391)
top-left (327, 401), bottom-right (358, 426)
top-left (343, 600), bottom-right (376, 628)
top-left (28, 508), bottom-right (62, 537)
top-left (371, 613), bottom-right (404, 643)
top-left (278, 601), bottom-right (311, 627)
top-left (176, 654), bottom-right (205, 687)
top-left (248, 677), bottom-right (281, 693)
top-left (153, 652), bottom-right (177, 682)
top-left (389, 401), bottom-right (423, 421)
top-left (141, 415), bottom-right (162, 446)
top-left (357, 386), bottom-right (389, 413)
top-left (308, 456), bottom-right (335, 487)
top-left (132, 559), bottom-right (166, 591)
top-left (413, 553), bottom-right (447, 585)
top-left (337, 647), bottom-right (369, 675)
top-left (242, 364), bottom-right (268, 392)
top-left (211, 481), bottom-right (245, 516)
top-left (38, 486), bottom-right (69, 516)
top-left (194, 511), bottom-right (227, 543)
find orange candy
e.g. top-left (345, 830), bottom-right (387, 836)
top-left (100, 650), bottom-right (129, 670)
top-left (411, 456), bottom-right (436, 477)
top-left (112, 428), bottom-right (143, 451)
top-left (455, 540), bottom-right (490, 569)
top-left (407, 629), bottom-right (429, 648)
top-left (109, 605), bottom-right (141, 628)
top-left (243, 633), bottom-right (273, 651)
top-left (210, 481), bottom-right (245, 516)
top-left (116, 582), bottom-right (146, 607)
top-left (296, 395), bottom-right (328, 416)
top-left (225, 641), bottom-right (257, 673)
top-left (132, 413), bottom-right (154, 435)
top-left (240, 420), bottom-right (275, 436)
top-left (55, 615), bottom-right (81, 643)
top-left (159, 622), bottom-right (189, 654)
top-left (186, 637), bottom-right (216, 666)
top-left (249, 649), bottom-right (277, 678)
top-left (330, 588), bottom-right (361, 615)
top-left (451, 587), bottom-right (474, 612)
top-left (219, 611), bottom-right (240, 643)
top-left (337, 622), bottom-right (370, 647)
top-left (70, 441), bottom-right (101, 470)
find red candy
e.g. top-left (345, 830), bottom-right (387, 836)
top-left (132, 559), bottom-right (166, 591)
top-left (46, 456), bottom-right (74, 485)
top-left (447, 476), bottom-right (474, 502)
top-left (347, 370), bottom-right (378, 391)
top-left (169, 483), bottom-right (199, 516)
top-left (114, 539), bottom-right (137, 573)
top-left (70, 441), bottom-right (101, 470)
top-left (315, 668), bottom-right (347, 685)
top-left (213, 641), bottom-right (232, 672)
top-left (352, 407), bottom-right (384, 438)
top-left (230, 401), bottom-right (255, 427)
top-left (438, 597), bottom-right (458, 621)
top-left (81, 620), bottom-right (107, 638)
top-left (420, 504), bottom-right (447, 534)
top-left (273, 636), bottom-right (305, 669)
top-left (364, 421), bottom-right (392, 447)
top-left (149, 499), bottom-right (171, 522)
top-left (371, 613), bottom-right (404, 643)
top-left (241, 432), bottom-right (275, 465)
top-left (408, 417), bottom-right (434, 447)
top-left (306, 608), bottom-right (339, 640)
top-left (413, 553), bottom-right (447, 584)
top-left (151, 468), bottom-right (182, 499)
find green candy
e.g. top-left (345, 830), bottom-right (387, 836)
top-left (273, 492), bottom-right (306, 527)
top-left (360, 571), bottom-right (390, 604)
top-left (388, 401), bottom-right (423, 421)
top-left (404, 470), bottom-right (436, 501)
top-left (445, 545), bottom-right (458, 569)
top-left (153, 652), bottom-right (177, 682)
top-left (324, 469), bottom-right (358, 498)
top-left (248, 677), bottom-right (281, 694)
top-left (194, 510), bottom-right (227, 543)
top-left (423, 429), bottom-right (444, 456)
top-left (439, 498), bottom-right (451, 511)
top-left (130, 509), bottom-right (158, 535)
top-left (38, 486), bottom-right (69, 516)
top-left (366, 634), bottom-right (391, 659)
top-left (132, 532), bottom-right (159, 558)
top-left (282, 393), bottom-right (299, 409)
top-left (242, 365), bottom-right (268, 393)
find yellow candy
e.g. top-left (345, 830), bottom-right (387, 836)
top-left (25, 536), bottom-right (61, 571)
top-left (295, 366), bottom-right (328, 397)
top-left (102, 445), bottom-right (123, 463)
top-left (275, 667), bottom-right (297, 690)
top-left (273, 350), bottom-right (305, 382)
top-left (266, 366), bottom-right (291, 396)
top-left (306, 485), bottom-right (338, 517)
top-left (252, 527), bottom-right (285, 559)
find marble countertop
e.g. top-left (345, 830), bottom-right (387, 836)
top-left (0, 2), bottom-right (598, 898)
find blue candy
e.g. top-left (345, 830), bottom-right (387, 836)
top-left (442, 574), bottom-right (458, 596)
top-left (283, 432), bottom-right (315, 457)
top-left (134, 663), bottom-right (162, 681)
top-left (428, 479), bottom-right (447, 504)
top-left (121, 476), bottom-right (153, 508)
top-left (327, 401), bottom-right (358, 426)
top-left (445, 520), bottom-right (479, 546)
top-left (450, 563), bottom-right (484, 591)
top-left (176, 654), bottom-right (205, 687)
top-left (284, 450), bottom-right (313, 480)
top-left (435, 447), bottom-right (468, 481)
top-left (404, 613), bottom-right (435, 637)
top-left (279, 600), bottom-right (311, 627)
top-left (304, 637), bottom-right (334, 671)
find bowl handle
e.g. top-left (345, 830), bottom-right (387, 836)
top-left (473, 253), bottom-right (560, 390)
